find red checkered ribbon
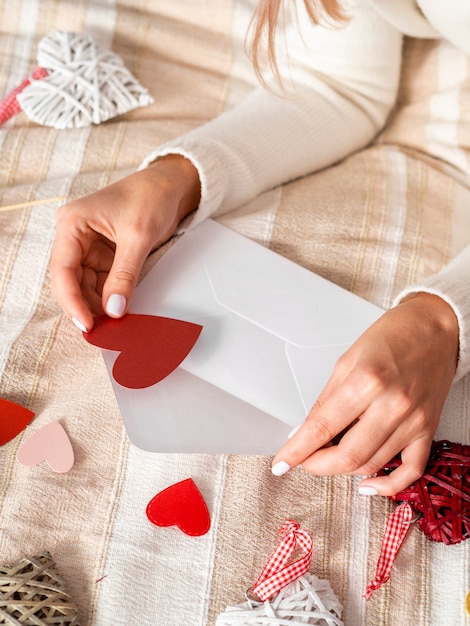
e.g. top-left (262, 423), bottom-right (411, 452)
top-left (251, 519), bottom-right (313, 602)
top-left (363, 502), bottom-right (414, 600)
top-left (0, 66), bottom-right (48, 124)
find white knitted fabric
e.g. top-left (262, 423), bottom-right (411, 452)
top-left (17, 30), bottom-right (153, 129)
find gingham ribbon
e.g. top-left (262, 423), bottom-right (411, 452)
top-left (251, 519), bottom-right (313, 602)
top-left (0, 66), bottom-right (48, 124)
top-left (363, 502), bottom-right (414, 600)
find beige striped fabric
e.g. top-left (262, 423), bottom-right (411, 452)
top-left (0, 2), bottom-right (469, 625)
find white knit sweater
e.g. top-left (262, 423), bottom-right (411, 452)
top-left (142, 0), bottom-right (470, 379)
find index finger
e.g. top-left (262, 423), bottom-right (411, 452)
top-left (49, 221), bottom-right (95, 332)
top-left (271, 373), bottom-right (370, 476)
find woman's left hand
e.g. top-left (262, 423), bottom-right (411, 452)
top-left (271, 293), bottom-right (459, 496)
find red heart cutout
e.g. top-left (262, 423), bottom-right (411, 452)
top-left (146, 478), bottom-right (211, 536)
top-left (83, 314), bottom-right (203, 389)
top-left (0, 398), bottom-right (35, 446)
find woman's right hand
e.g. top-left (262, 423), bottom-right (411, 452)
top-left (49, 154), bottom-right (201, 332)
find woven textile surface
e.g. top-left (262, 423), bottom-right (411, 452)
top-left (0, 2), bottom-right (469, 625)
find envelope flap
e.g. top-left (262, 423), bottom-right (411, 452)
top-left (197, 221), bottom-right (382, 347)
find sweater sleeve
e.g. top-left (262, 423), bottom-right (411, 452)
top-left (140, 2), bottom-right (403, 225)
top-left (393, 244), bottom-right (470, 381)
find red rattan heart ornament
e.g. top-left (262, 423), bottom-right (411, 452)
top-left (380, 439), bottom-right (470, 545)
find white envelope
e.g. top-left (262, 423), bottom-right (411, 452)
top-left (101, 219), bottom-right (383, 454)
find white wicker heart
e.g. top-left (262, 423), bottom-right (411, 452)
top-left (216, 573), bottom-right (344, 626)
top-left (17, 30), bottom-right (153, 129)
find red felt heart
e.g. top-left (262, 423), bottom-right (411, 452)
top-left (146, 478), bottom-right (211, 536)
top-left (83, 314), bottom-right (203, 389)
top-left (381, 440), bottom-right (470, 545)
top-left (0, 398), bottom-right (35, 446)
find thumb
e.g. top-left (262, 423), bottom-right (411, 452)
top-left (102, 239), bottom-right (151, 318)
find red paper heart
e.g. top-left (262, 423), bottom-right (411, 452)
top-left (0, 398), bottom-right (35, 446)
top-left (146, 478), bottom-right (211, 536)
top-left (83, 314), bottom-right (203, 389)
top-left (381, 440), bottom-right (470, 545)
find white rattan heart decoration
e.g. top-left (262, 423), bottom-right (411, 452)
top-left (14, 30), bottom-right (153, 129)
top-left (216, 573), bottom-right (344, 626)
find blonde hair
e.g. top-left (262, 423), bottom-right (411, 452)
top-left (249, 0), bottom-right (346, 85)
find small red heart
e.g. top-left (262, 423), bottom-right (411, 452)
top-left (0, 398), bottom-right (35, 446)
top-left (83, 314), bottom-right (203, 389)
top-left (146, 478), bottom-right (211, 536)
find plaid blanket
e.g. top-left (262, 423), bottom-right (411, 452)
top-left (1, 2), bottom-right (469, 624)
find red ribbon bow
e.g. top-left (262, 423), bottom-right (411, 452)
top-left (251, 519), bottom-right (313, 602)
top-left (0, 67), bottom-right (48, 125)
top-left (363, 502), bottom-right (414, 600)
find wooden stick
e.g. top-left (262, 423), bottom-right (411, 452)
top-left (0, 196), bottom-right (67, 213)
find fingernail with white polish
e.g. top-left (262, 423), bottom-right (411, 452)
top-left (288, 424), bottom-right (301, 439)
top-left (106, 294), bottom-right (126, 317)
top-left (272, 461), bottom-right (291, 477)
top-left (358, 485), bottom-right (378, 496)
top-left (72, 317), bottom-right (88, 333)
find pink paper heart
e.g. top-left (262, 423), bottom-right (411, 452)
top-left (17, 421), bottom-right (74, 473)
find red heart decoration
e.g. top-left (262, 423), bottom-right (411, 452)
top-left (146, 478), bottom-right (211, 536)
top-left (83, 314), bottom-right (203, 389)
top-left (0, 398), bottom-right (35, 446)
top-left (381, 440), bottom-right (470, 545)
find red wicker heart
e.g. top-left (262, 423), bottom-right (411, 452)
top-left (380, 440), bottom-right (470, 545)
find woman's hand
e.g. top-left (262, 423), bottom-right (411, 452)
top-left (49, 155), bottom-right (200, 332)
top-left (271, 293), bottom-right (459, 496)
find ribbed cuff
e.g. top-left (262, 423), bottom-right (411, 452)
top-left (392, 248), bottom-right (470, 381)
top-left (139, 140), bottom-right (225, 229)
